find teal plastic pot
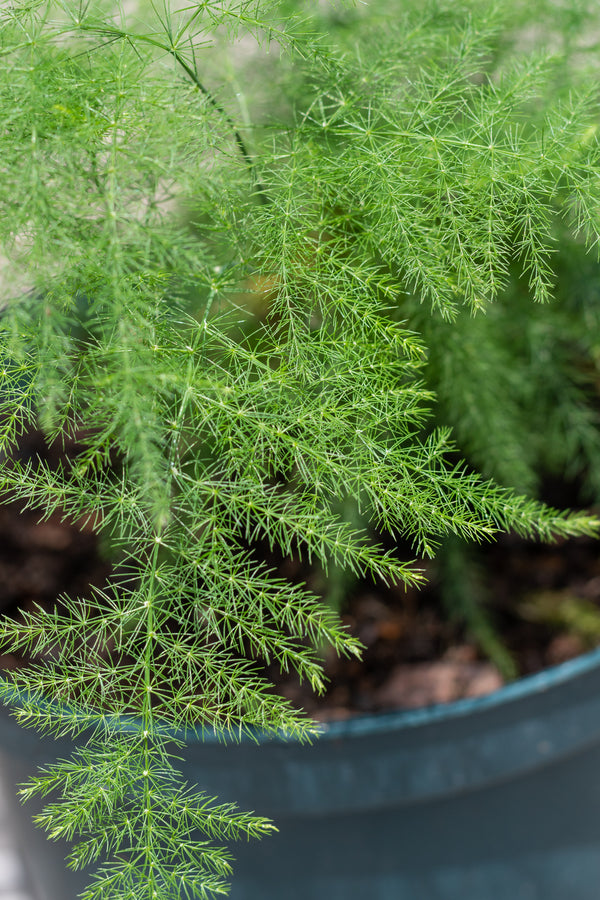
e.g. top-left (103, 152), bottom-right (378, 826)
top-left (3, 648), bottom-right (600, 900)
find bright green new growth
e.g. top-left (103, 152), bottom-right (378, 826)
top-left (0, 0), bottom-right (600, 896)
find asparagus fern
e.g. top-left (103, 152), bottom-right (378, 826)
top-left (0, 0), bottom-right (599, 896)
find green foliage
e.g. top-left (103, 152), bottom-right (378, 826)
top-left (0, 0), bottom-right (600, 896)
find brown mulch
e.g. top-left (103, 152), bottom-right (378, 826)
top-left (271, 529), bottom-right (600, 721)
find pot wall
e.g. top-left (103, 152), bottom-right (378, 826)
top-left (3, 649), bottom-right (600, 899)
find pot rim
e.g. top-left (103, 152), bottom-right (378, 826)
top-left (179, 643), bottom-right (600, 744)
top-left (310, 643), bottom-right (600, 741)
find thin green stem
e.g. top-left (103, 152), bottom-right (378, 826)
top-left (76, 22), bottom-right (268, 201)
top-left (141, 538), bottom-right (161, 898)
top-left (168, 44), bottom-right (268, 202)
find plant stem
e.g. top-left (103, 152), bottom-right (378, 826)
top-left (166, 47), bottom-right (262, 188)
top-left (80, 21), bottom-right (267, 201)
top-left (142, 537), bottom-right (160, 897)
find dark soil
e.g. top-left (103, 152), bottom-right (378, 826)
top-left (1, 431), bottom-right (599, 721)
top-left (273, 530), bottom-right (600, 721)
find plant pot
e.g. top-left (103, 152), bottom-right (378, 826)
top-left (3, 647), bottom-right (600, 900)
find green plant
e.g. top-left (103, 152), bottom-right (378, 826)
top-left (1, 0), bottom-right (600, 897)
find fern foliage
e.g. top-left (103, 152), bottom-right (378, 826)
top-left (0, 0), bottom-right (600, 896)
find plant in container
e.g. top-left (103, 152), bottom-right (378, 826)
top-left (1, 1), bottom-right (600, 899)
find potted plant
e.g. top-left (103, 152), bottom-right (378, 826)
top-left (1, 1), bottom-right (600, 898)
